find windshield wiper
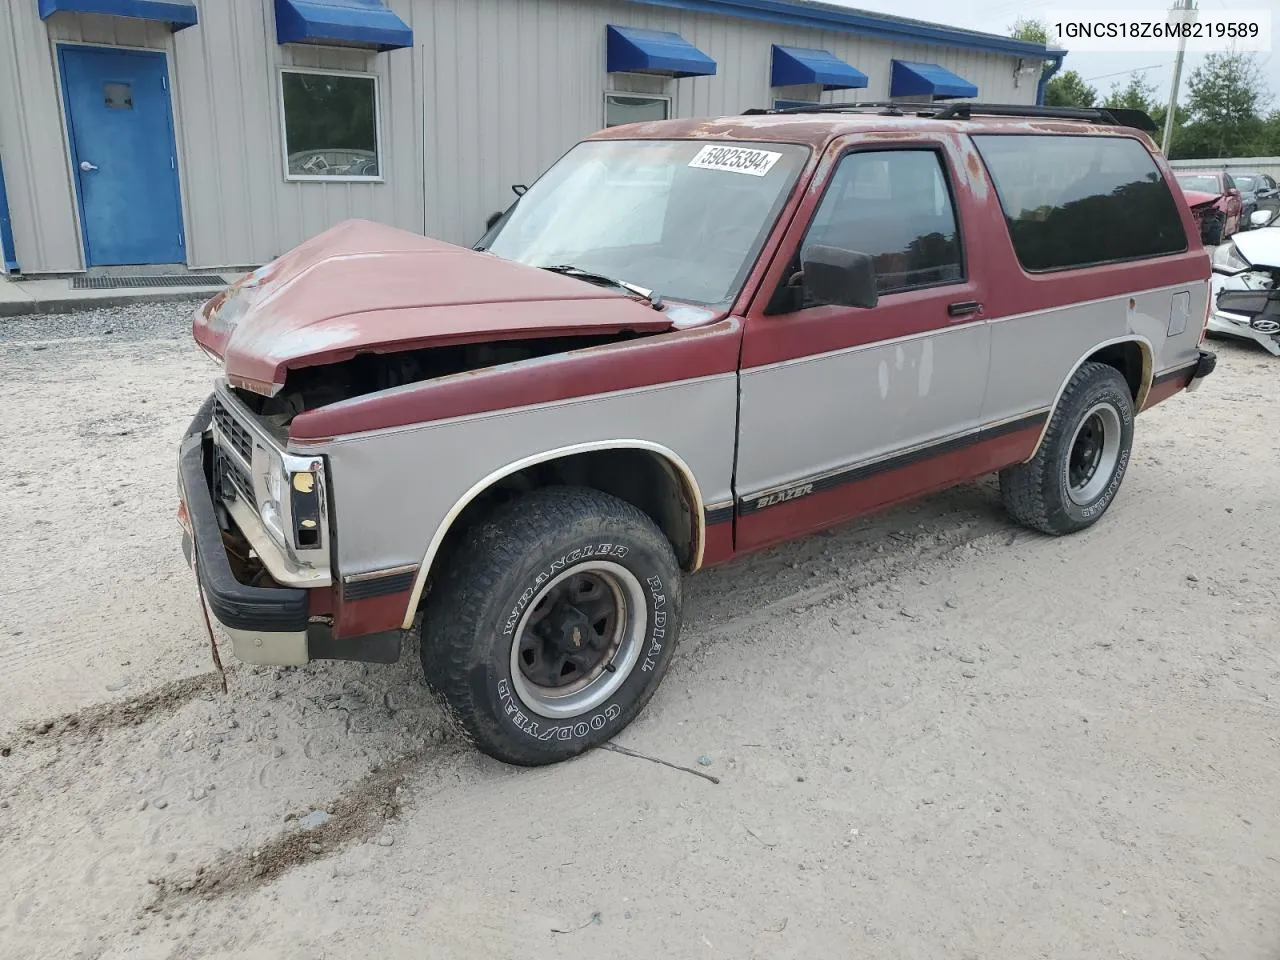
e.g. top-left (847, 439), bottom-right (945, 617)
top-left (539, 264), bottom-right (663, 310)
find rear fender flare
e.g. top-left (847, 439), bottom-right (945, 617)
top-left (1024, 335), bottom-right (1153, 462)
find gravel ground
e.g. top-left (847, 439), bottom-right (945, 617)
top-left (2, 303), bottom-right (1279, 960)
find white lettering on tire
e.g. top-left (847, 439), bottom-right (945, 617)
top-left (496, 541), bottom-right (655, 743)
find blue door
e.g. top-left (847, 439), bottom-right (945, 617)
top-left (58, 46), bottom-right (185, 266)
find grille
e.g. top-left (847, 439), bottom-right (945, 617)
top-left (71, 274), bottom-right (228, 290)
top-left (215, 448), bottom-right (257, 508)
top-left (212, 399), bottom-right (254, 463)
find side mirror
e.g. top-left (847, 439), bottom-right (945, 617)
top-left (1250, 209), bottom-right (1273, 228)
top-left (1227, 187), bottom-right (1241, 198)
top-left (801, 245), bottom-right (878, 309)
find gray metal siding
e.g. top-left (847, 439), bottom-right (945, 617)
top-left (0, 0), bottom-right (1035, 274)
top-left (422, 0), bottom-right (1036, 247)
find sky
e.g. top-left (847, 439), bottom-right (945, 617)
top-left (828, 0), bottom-right (1279, 113)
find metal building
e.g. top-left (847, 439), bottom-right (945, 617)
top-left (0, 0), bottom-right (1061, 277)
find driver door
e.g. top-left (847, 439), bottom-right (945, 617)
top-left (733, 138), bottom-right (992, 552)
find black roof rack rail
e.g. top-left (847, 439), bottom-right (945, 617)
top-left (743, 100), bottom-right (929, 117)
top-left (929, 101), bottom-right (1159, 133)
top-left (740, 100), bottom-right (1160, 134)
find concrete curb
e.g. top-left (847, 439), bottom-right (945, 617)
top-left (0, 288), bottom-right (212, 318)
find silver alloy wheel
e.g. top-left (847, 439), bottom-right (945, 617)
top-left (1066, 402), bottom-right (1123, 505)
top-left (509, 560), bottom-right (647, 720)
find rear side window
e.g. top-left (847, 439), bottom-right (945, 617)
top-left (971, 134), bottom-right (1187, 272)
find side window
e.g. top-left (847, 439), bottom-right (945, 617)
top-left (972, 134), bottom-right (1188, 272)
top-left (1224, 173), bottom-right (1236, 191)
top-left (800, 149), bottom-right (964, 297)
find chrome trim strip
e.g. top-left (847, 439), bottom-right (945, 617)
top-left (343, 563), bottom-right (419, 585)
top-left (398, 439), bottom-right (708, 630)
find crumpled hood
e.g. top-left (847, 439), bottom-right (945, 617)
top-left (1232, 227), bottom-right (1280, 269)
top-left (193, 219), bottom-right (675, 396)
top-left (1181, 188), bottom-right (1222, 210)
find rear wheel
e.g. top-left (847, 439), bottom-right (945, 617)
top-left (421, 486), bottom-right (682, 766)
top-left (999, 362), bottom-right (1135, 536)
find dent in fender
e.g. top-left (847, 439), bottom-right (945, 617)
top-left (397, 440), bottom-right (709, 630)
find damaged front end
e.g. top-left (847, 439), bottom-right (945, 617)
top-left (1209, 235), bottom-right (1280, 357)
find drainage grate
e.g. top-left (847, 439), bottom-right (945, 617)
top-left (71, 274), bottom-right (229, 290)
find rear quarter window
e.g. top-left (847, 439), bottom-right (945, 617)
top-left (971, 134), bottom-right (1188, 272)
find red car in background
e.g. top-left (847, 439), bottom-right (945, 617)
top-left (1175, 171), bottom-right (1243, 245)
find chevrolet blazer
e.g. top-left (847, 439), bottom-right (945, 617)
top-left (178, 102), bottom-right (1217, 766)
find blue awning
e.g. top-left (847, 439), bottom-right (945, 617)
top-left (274, 0), bottom-right (413, 52)
top-left (771, 45), bottom-right (867, 91)
top-left (37, 0), bottom-right (197, 30)
top-left (606, 25), bottom-right (716, 79)
top-left (889, 60), bottom-right (978, 100)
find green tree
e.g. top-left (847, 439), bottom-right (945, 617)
top-left (1178, 52), bottom-right (1270, 159)
top-left (1008, 17), bottom-right (1054, 81)
top-left (1045, 70), bottom-right (1098, 108)
top-left (1260, 110), bottom-right (1280, 155)
top-left (1104, 73), bottom-right (1158, 112)
top-left (1008, 17), bottom-right (1047, 44)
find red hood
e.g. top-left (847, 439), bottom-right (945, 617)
top-left (194, 219), bottom-right (674, 396)
top-left (1181, 188), bottom-right (1222, 207)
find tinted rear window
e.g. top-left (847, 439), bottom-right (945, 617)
top-left (972, 134), bottom-right (1188, 272)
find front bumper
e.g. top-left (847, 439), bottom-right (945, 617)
top-left (178, 397), bottom-right (404, 667)
top-left (179, 397), bottom-right (311, 665)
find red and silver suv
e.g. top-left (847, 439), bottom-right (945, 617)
top-left (178, 102), bottom-right (1216, 766)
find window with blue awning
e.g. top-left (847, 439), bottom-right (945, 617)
top-left (605, 25), bottom-right (716, 79)
top-left (274, 0), bottom-right (413, 52)
top-left (771, 45), bottom-right (867, 91)
top-left (889, 60), bottom-right (978, 100)
top-left (37, 0), bottom-right (197, 30)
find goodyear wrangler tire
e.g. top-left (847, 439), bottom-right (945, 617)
top-left (999, 361), bottom-right (1135, 537)
top-left (421, 485), bottom-right (683, 766)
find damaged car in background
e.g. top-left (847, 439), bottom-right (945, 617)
top-left (1209, 216), bottom-right (1280, 356)
top-left (1176, 171), bottom-right (1244, 246)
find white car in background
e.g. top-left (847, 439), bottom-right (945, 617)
top-left (1210, 211), bottom-right (1280, 356)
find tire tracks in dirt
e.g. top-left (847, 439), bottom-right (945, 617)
top-left (0, 672), bottom-right (220, 759)
top-left (142, 742), bottom-right (467, 914)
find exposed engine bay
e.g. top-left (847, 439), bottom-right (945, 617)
top-left (229, 332), bottom-right (650, 429)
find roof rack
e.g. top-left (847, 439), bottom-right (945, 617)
top-left (741, 100), bottom-right (1159, 134)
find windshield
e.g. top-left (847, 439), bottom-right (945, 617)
top-left (1234, 176), bottom-right (1256, 191)
top-left (484, 139), bottom-right (810, 306)
top-left (1177, 174), bottom-right (1220, 193)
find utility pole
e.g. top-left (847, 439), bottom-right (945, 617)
top-left (1162, 0), bottom-right (1195, 154)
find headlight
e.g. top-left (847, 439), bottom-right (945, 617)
top-left (1212, 241), bottom-right (1251, 275)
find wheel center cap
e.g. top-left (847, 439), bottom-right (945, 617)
top-left (549, 605), bottom-right (592, 653)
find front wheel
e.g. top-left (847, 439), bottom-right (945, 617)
top-left (999, 361), bottom-right (1135, 536)
top-left (421, 486), bottom-right (682, 766)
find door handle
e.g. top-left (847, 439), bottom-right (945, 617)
top-left (947, 300), bottom-right (981, 318)
top-left (80, 160), bottom-right (99, 172)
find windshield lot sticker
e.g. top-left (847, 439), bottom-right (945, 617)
top-left (688, 145), bottom-right (782, 177)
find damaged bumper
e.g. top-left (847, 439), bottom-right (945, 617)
top-left (178, 397), bottom-right (404, 667)
top-left (1208, 282), bottom-right (1280, 357)
top-left (178, 397), bottom-right (311, 666)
